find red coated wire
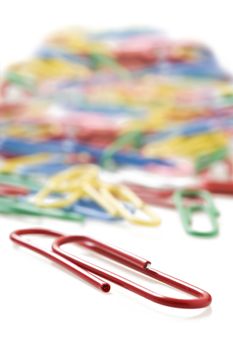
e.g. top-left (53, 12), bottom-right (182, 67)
top-left (10, 228), bottom-right (110, 292)
top-left (10, 228), bottom-right (212, 309)
top-left (0, 184), bottom-right (29, 196)
top-left (53, 234), bottom-right (212, 309)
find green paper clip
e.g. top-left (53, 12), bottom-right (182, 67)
top-left (5, 71), bottom-right (36, 91)
top-left (173, 189), bottom-right (220, 237)
top-left (0, 173), bottom-right (42, 191)
top-left (0, 197), bottom-right (84, 222)
top-left (101, 130), bottom-right (142, 168)
top-left (90, 53), bottom-right (122, 70)
top-left (195, 147), bottom-right (228, 173)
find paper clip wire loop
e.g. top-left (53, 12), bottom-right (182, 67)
top-left (173, 189), bottom-right (220, 237)
top-left (33, 166), bottom-right (161, 226)
top-left (10, 228), bottom-right (110, 292)
top-left (0, 153), bottom-right (52, 173)
top-left (10, 228), bottom-right (212, 309)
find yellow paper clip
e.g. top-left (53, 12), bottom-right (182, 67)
top-left (33, 165), bottom-right (98, 208)
top-left (0, 153), bottom-right (52, 173)
top-left (8, 58), bottom-right (90, 81)
top-left (99, 183), bottom-right (161, 226)
top-left (1, 123), bottom-right (58, 140)
top-left (142, 132), bottom-right (227, 159)
top-left (33, 165), bottom-right (161, 226)
top-left (46, 29), bottom-right (109, 54)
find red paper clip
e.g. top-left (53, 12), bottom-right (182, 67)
top-left (201, 159), bottom-right (233, 195)
top-left (203, 180), bottom-right (233, 195)
top-left (123, 183), bottom-right (176, 208)
top-left (0, 183), bottom-right (29, 196)
top-left (10, 228), bottom-right (212, 309)
top-left (0, 102), bottom-right (25, 116)
top-left (124, 182), bottom-right (203, 208)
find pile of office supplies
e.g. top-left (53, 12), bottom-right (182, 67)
top-left (1, 27), bottom-right (233, 308)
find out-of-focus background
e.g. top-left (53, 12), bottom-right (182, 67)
top-left (1, 0), bottom-right (233, 71)
top-left (0, 1), bottom-right (232, 350)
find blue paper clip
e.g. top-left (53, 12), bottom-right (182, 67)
top-left (0, 137), bottom-right (175, 168)
top-left (19, 162), bottom-right (71, 176)
top-left (135, 58), bottom-right (228, 79)
top-left (68, 199), bottom-right (121, 221)
top-left (36, 47), bottom-right (90, 66)
top-left (60, 101), bottom-right (147, 118)
top-left (143, 116), bottom-right (233, 144)
top-left (90, 28), bottom-right (159, 40)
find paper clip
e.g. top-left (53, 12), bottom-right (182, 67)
top-left (33, 166), bottom-right (161, 226)
top-left (123, 183), bottom-right (203, 208)
top-left (0, 179), bottom-right (116, 222)
top-left (0, 137), bottom-right (174, 169)
top-left (173, 189), bottom-right (220, 237)
top-left (203, 179), bottom-right (233, 195)
top-left (195, 147), bottom-right (229, 173)
top-left (0, 173), bottom-right (42, 191)
top-left (201, 159), bottom-right (233, 195)
top-left (0, 102), bottom-right (25, 116)
top-left (70, 199), bottom-right (121, 221)
top-left (0, 153), bottom-right (52, 173)
top-left (0, 183), bottom-right (29, 196)
top-left (143, 132), bottom-right (227, 161)
top-left (7, 58), bottom-right (90, 80)
top-left (0, 196), bottom-right (84, 221)
top-left (0, 173), bottom-right (124, 222)
top-left (101, 130), bottom-right (142, 168)
top-left (10, 228), bottom-right (212, 309)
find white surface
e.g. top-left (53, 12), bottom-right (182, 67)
top-left (0, 1), bottom-right (233, 349)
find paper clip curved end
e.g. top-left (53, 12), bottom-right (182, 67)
top-left (127, 210), bottom-right (161, 227)
top-left (9, 228), bottom-right (111, 294)
top-left (53, 235), bottom-right (212, 309)
top-left (173, 189), bottom-right (220, 237)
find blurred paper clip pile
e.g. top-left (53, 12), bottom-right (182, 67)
top-left (0, 27), bottom-right (233, 234)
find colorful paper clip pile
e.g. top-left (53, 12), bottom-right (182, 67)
top-left (1, 27), bottom-right (233, 308)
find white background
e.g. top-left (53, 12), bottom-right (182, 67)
top-left (0, 1), bottom-right (233, 349)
